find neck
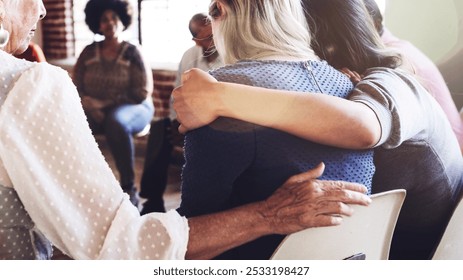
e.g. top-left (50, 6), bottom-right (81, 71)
top-left (103, 36), bottom-right (122, 46)
top-left (257, 53), bottom-right (319, 62)
top-left (204, 49), bottom-right (219, 62)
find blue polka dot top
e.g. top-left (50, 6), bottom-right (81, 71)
top-left (178, 60), bottom-right (375, 259)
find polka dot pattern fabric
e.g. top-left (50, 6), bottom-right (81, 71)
top-left (180, 59), bottom-right (374, 216)
top-left (0, 185), bottom-right (52, 259)
top-left (0, 52), bottom-right (188, 259)
top-left (179, 59), bottom-right (374, 259)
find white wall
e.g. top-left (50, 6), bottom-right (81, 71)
top-left (384, 0), bottom-right (463, 108)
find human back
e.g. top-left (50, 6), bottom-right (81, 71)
top-left (363, 0), bottom-right (463, 151)
top-left (351, 66), bottom-right (463, 259)
top-left (0, 0), bottom-right (375, 261)
top-left (304, 0), bottom-right (463, 259)
top-left (0, 52), bottom-right (53, 260)
top-left (177, 0), bottom-right (375, 259)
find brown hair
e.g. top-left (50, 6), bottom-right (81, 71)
top-left (303, 0), bottom-right (401, 73)
top-left (363, 0), bottom-right (384, 35)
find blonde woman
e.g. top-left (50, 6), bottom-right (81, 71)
top-left (0, 0), bottom-right (371, 259)
top-left (176, 0), bottom-right (375, 259)
top-left (173, 0), bottom-right (463, 260)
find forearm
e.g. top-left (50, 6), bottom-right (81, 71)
top-left (184, 162), bottom-right (372, 260)
top-left (186, 202), bottom-right (269, 260)
top-left (217, 82), bottom-right (381, 149)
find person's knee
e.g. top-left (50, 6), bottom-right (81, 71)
top-left (104, 113), bottom-right (130, 137)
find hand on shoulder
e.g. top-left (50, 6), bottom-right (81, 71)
top-left (259, 162), bottom-right (371, 235)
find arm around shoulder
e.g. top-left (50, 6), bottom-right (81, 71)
top-left (185, 163), bottom-right (371, 259)
top-left (173, 68), bottom-right (380, 148)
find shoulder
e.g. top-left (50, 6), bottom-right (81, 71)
top-left (19, 63), bottom-right (75, 91)
top-left (123, 41), bottom-right (144, 55)
top-left (0, 52), bottom-right (36, 76)
top-left (182, 45), bottom-right (201, 55)
top-left (209, 60), bottom-right (255, 82)
top-left (210, 60), bottom-right (264, 74)
top-left (177, 46), bottom-right (202, 70)
top-left (356, 67), bottom-right (437, 120)
top-left (362, 67), bottom-right (422, 90)
top-left (33, 62), bottom-right (72, 78)
top-left (76, 42), bottom-right (98, 61)
top-left (81, 42), bottom-right (98, 54)
top-left (179, 46), bottom-right (202, 62)
top-left (122, 41), bottom-right (148, 63)
top-left (124, 41), bottom-right (139, 51)
top-left (310, 60), bottom-right (352, 82)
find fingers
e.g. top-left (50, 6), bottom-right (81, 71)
top-left (332, 180), bottom-right (368, 193)
top-left (308, 176), bottom-right (368, 194)
top-left (277, 199), bottom-right (354, 218)
top-left (178, 124), bottom-right (188, 134)
top-left (271, 201), bottom-right (354, 233)
top-left (340, 68), bottom-right (356, 77)
top-left (284, 178), bottom-right (371, 208)
top-left (180, 69), bottom-right (191, 84)
top-left (180, 68), bottom-right (208, 84)
top-left (340, 68), bottom-right (362, 84)
top-left (319, 188), bottom-right (371, 206)
top-left (285, 162), bottom-right (325, 184)
top-left (351, 71), bottom-right (362, 81)
top-left (295, 183), bottom-right (371, 206)
top-left (171, 85), bottom-right (181, 103)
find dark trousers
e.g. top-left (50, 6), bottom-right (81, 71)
top-left (140, 118), bottom-right (182, 213)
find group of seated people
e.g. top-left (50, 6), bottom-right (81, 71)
top-left (0, 0), bottom-right (462, 261)
top-left (144, 0), bottom-right (463, 260)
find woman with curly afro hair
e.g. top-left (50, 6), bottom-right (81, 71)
top-left (84, 0), bottom-right (133, 34)
top-left (73, 0), bottom-right (154, 207)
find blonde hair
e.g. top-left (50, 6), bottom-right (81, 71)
top-left (211, 0), bottom-right (316, 64)
top-left (303, 0), bottom-right (402, 73)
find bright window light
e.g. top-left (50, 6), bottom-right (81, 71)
top-left (140, 0), bottom-right (211, 68)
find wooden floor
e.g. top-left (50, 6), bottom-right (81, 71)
top-left (52, 134), bottom-right (182, 260)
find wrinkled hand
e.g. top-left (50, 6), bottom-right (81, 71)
top-left (340, 68), bottom-right (363, 84)
top-left (172, 68), bottom-right (221, 134)
top-left (260, 162), bottom-right (371, 235)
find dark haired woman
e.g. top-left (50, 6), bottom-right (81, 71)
top-left (73, 0), bottom-right (154, 206)
top-left (172, 0), bottom-right (463, 259)
top-left (0, 0), bottom-right (372, 260)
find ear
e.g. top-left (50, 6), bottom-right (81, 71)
top-left (210, 1), bottom-right (227, 19)
top-left (216, 1), bottom-right (227, 18)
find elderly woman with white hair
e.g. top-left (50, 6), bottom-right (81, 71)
top-left (173, 0), bottom-right (463, 260)
top-left (176, 0), bottom-right (375, 260)
top-left (0, 0), bottom-right (371, 259)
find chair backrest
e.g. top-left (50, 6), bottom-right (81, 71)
top-left (432, 197), bottom-right (463, 260)
top-left (270, 189), bottom-right (406, 260)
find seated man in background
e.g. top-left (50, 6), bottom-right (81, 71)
top-left (139, 13), bottom-right (223, 214)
